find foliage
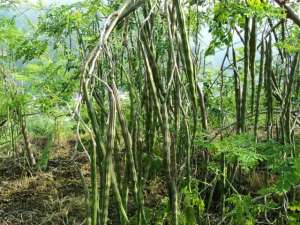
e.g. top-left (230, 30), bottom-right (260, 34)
top-left (259, 155), bottom-right (300, 194)
top-left (288, 201), bottom-right (300, 224)
top-left (36, 133), bottom-right (53, 171)
top-left (205, 0), bottom-right (283, 56)
top-left (226, 194), bottom-right (274, 225)
top-left (0, 17), bottom-right (23, 48)
top-left (180, 180), bottom-right (205, 225)
top-left (27, 116), bottom-right (55, 137)
top-left (211, 134), bottom-right (265, 172)
top-left (16, 38), bottom-right (48, 62)
top-left (276, 26), bottom-right (300, 53)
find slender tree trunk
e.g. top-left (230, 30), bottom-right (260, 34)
top-left (100, 88), bottom-right (116, 225)
top-left (19, 108), bottom-right (36, 167)
top-left (197, 83), bottom-right (208, 131)
top-left (112, 81), bottom-right (146, 224)
top-left (162, 100), bottom-right (178, 225)
top-left (265, 37), bottom-right (273, 141)
top-left (249, 17), bottom-right (256, 116)
top-left (254, 38), bottom-right (265, 141)
top-left (241, 17), bottom-right (250, 132)
top-left (82, 82), bottom-right (100, 225)
top-left (232, 47), bottom-right (241, 134)
top-left (282, 53), bottom-right (299, 144)
top-left (173, 0), bottom-right (197, 134)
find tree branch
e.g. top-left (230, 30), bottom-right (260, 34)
top-left (275, 0), bottom-right (300, 27)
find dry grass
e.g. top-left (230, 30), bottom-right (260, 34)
top-left (0, 137), bottom-right (167, 225)
top-left (0, 139), bottom-right (89, 225)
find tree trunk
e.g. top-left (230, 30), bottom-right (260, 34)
top-left (254, 37), bottom-right (265, 141)
top-left (19, 109), bottom-right (36, 167)
top-left (241, 17), bottom-right (250, 132)
top-left (249, 17), bottom-right (256, 116)
top-left (232, 47), bottom-right (241, 134)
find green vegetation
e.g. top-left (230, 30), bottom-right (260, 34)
top-left (1, 0), bottom-right (300, 224)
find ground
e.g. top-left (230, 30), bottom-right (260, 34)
top-left (2, 133), bottom-right (298, 224)
top-left (0, 138), bottom-right (165, 225)
top-left (0, 139), bottom-right (89, 225)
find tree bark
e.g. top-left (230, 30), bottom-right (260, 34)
top-left (241, 17), bottom-right (250, 132)
top-left (254, 38), bottom-right (265, 141)
top-left (19, 108), bottom-right (36, 167)
top-left (275, 0), bottom-right (300, 27)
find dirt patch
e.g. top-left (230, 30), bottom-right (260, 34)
top-left (0, 138), bottom-right (167, 225)
top-left (0, 141), bottom-right (88, 225)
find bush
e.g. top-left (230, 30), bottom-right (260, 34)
top-left (27, 115), bottom-right (55, 137)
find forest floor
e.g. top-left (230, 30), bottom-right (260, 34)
top-left (0, 138), bottom-right (166, 225)
top-left (0, 139), bottom-right (89, 225)
top-left (2, 133), bottom-right (299, 225)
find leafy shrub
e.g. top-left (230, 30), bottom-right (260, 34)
top-left (226, 194), bottom-right (256, 225)
top-left (27, 114), bottom-right (75, 139)
top-left (259, 156), bottom-right (300, 195)
top-left (27, 115), bottom-right (55, 137)
top-left (36, 134), bottom-right (53, 171)
top-left (211, 134), bottom-right (265, 172)
top-left (180, 180), bottom-right (205, 225)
